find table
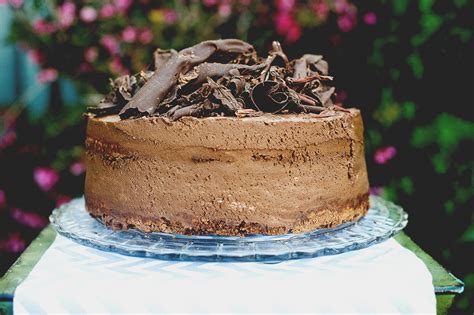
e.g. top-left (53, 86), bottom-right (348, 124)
top-left (0, 226), bottom-right (464, 314)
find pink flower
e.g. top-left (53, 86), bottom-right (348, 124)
top-left (363, 12), bottom-right (377, 25)
top-left (10, 208), bottom-right (48, 229)
top-left (110, 57), bottom-right (126, 74)
top-left (101, 35), bottom-right (119, 55)
top-left (0, 129), bottom-right (16, 148)
top-left (286, 24), bottom-right (301, 43)
top-left (33, 167), bottom-right (59, 192)
top-left (32, 19), bottom-right (56, 34)
top-left (0, 0), bottom-right (7, 5)
top-left (122, 26), bottom-right (137, 43)
top-left (274, 12), bottom-right (293, 35)
top-left (164, 9), bottom-right (178, 23)
top-left (202, 0), bottom-right (218, 7)
top-left (218, 3), bottom-right (231, 18)
top-left (369, 186), bottom-right (384, 196)
top-left (8, 0), bottom-right (23, 8)
top-left (69, 161), bottom-right (85, 176)
top-left (138, 28), bottom-right (153, 44)
top-left (337, 13), bottom-right (357, 32)
top-left (84, 47), bottom-right (98, 62)
top-left (274, 12), bottom-right (301, 42)
top-left (333, 0), bottom-right (349, 14)
top-left (56, 195), bottom-right (72, 207)
top-left (99, 4), bottom-right (116, 18)
top-left (313, 0), bottom-right (329, 20)
top-left (78, 62), bottom-right (93, 73)
top-left (37, 68), bottom-right (58, 84)
top-left (80, 6), bottom-right (98, 23)
top-left (28, 49), bottom-right (45, 65)
top-left (277, 0), bottom-right (295, 12)
top-left (0, 233), bottom-right (25, 253)
top-left (0, 189), bottom-right (6, 208)
top-left (115, 0), bottom-right (132, 13)
top-left (374, 146), bottom-right (397, 165)
top-left (58, 1), bottom-right (76, 28)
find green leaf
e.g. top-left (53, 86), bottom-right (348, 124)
top-left (432, 153), bottom-right (449, 174)
top-left (295, 8), bottom-right (321, 27)
top-left (461, 225), bottom-right (474, 242)
top-left (413, 115), bottom-right (474, 175)
top-left (393, 0), bottom-right (409, 15)
top-left (454, 178), bottom-right (474, 204)
top-left (451, 27), bottom-right (472, 43)
top-left (382, 186), bottom-right (398, 201)
top-left (402, 102), bottom-right (416, 119)
top-left (437, 115), bottom-right (472, 148)
top-left (454, 0), bottom-right (468, 7)
top-left (421, 13), bottom-right (442, 36)
top-left (407, 53), bottom-right (424, 79)
top-left (419, 0), bottom-right (434, 12)
top-left (400, 176), bottom-right (414, 195)
top-left (444, 200), bottom-right (455, 215)
top-left (367, 129), bottom-right (382, 148)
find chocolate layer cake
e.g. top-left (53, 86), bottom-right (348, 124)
top-left (85, 39), bottom-right (370, 236)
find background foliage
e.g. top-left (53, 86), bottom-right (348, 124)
top-left (0, 0), bottom-right (472, 311)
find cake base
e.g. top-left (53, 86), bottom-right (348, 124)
top-left (87, 193), bottom-right (369, 236)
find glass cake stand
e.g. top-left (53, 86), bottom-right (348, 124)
top-left (50, 196), bottom-right (407, 262)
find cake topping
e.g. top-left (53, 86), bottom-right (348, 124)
top-left (88, 39), bottom-right (345, 121)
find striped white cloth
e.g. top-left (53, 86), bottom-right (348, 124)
top-left (14, 235), bottom-right (436, 314)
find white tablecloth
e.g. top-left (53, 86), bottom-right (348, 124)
top-left (14, 235), bottom-right (436, 314)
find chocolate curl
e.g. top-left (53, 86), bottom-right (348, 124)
top-left (168, 104), bottom-right (202, 121)
top-left (260, 41), bottom-right (289, 81)
top-left (292, 54), bottom-right (328, 79)
top-left (207, 78), bottom-right (242, 112)
top-left (153, 49), bottom-right (178, 70)
top-left (168, 99), bottom-right (220, 121)
top-left (119, 39), bottom-right (254, 118)
top-left (181, 62), bottom-right (264, 91)
top-left (86, 102), bottom-right (122, 116)
top-left (250, 80), bottom-right (292, 113)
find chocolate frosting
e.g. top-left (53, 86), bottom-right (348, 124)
top-left (84, 110), bottom-right (370, 236)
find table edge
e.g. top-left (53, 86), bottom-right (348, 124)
top-left (0, 225), bottom-right (56, 300)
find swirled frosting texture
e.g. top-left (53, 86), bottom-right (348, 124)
top-left (85, 109), bottom-right (369, 236)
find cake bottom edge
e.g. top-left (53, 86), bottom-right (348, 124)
top-left (86, 194), bottom-right (369, 236)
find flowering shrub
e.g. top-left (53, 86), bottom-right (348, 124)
top-left (5, 0), bottom-right (358, 92)
top-left (0, 105), bottom-right (86, 273)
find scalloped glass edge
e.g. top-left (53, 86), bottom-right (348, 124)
top-left (50, 195), bottom-right (408, 262)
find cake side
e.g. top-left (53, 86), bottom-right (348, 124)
top-left (84, 109), bottom-right (369, 236)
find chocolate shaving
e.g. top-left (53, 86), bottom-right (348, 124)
top-left (89, 39), bottom-right (343, 121)
top-left (292, 54), bottom-right (329, 78)
top-left (153, 49), bottom-right (178, 70)
top-left (119, 39), bottom-right (254, 118)
top-left (87, 102), bottom-right (121, 116)
top-left (260, 41), bottom-right (289, 82)
top-left (251, 81), bottom-right (290, 113)
top-left (208, 78), bottom-right (242, 112)
top-left (235, 109), bottom-right (264, 118)
top-left (183, 63), bottom-right (263, 89)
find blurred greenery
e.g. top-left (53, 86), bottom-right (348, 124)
top-left (0, 0), bottom-right (473, 312)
